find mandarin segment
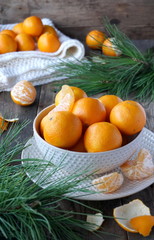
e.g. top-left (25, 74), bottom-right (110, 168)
top-left (110, 100), bottom-right (146, 135)
top-left (84, 122), bottom-right (122, 152)
top-left (48, 85), bottom-right (75, 115)
top-left (130, 215), bottom-right (154, 237)
top-left (43, 111), bottom-right (82, 148)
top-left (72, 97), bottom-right (106, 126)
top-left (92, 172), bottom-right (124, 193)
top-left (10, 80), bottom-right (36, 106)
top-left (55, 86), bottom-right (87, 106)
top-left (120, 148), bottom-right (154, 180)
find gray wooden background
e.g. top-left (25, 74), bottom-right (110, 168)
top-left (0, 0), bottom-right (153, 43)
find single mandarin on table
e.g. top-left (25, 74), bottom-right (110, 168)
top-left (12, 22), bottom-right (25, 35)
top-left (15, 33), bottom-right (35, 51)
top-left (84, 122), bottom-right (122, 152)
top-left (0, 29), bottom-right (17, 39)
top-left (130, 215), bottom-right (154, 237)
top-left (110, 100), bottom-right (146, 135)
top-left (23, 16), bottom-right (43, 37)
top-left (86, 30), bottom-right (106, 49)
top-left (99, 95), bottom-right (123, 121)
top-left (113, 199), bottom-right (151, 233)
top-left (102, 37), bottom-right (121, 56)
top-left (43, 111), bottom-right (82, 148)
top-left (0, 34), bottom-right (17, 53)
top-left (72, 97), bottom-right (106, 126)
top-left (120, 148), bottom-right (154, 180)
top-left (55, 86), bottom-right (87, 106)
top-left (10, 80), bottom-right (36, 106)
top-left (38, 32), bottom-right (61, 52)
top-left (92, 172), bottom-right (124, 193)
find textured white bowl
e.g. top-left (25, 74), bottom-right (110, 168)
top-left (33, 105), bottom-right (144, 174)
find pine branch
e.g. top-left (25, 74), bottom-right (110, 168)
top-left (0, 123), bottom-right (115, 240)
top-left (51, 20), bottom-right (154, 101)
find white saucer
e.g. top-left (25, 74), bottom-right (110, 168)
top-left (21, 128), bottom-right (154, 201)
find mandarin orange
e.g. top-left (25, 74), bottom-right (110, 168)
top-left (23, 16), bottom-right (43, 36)
top-left (43, 111), bottom-right (82, 148)
top-left (38, 32), bottom-right (61, 53)
top-left (110, 100), bottom-right (146, 135)
top-left (72, 97), bottom-right (106, 126)
top-left (84, 122), bottom-right (122, 152)
top-left (102, 38), bottom-right (121, 56)
top-left (99, 95), bottom-right (123, 121)
top-left (0, 29), bottom-right (16, 39)
top-left (12, 22), bottom-right (25, 35)
top-left (0, 34), bottom-right (17, 53)
top-left (86, 30), bottom-right (106, 49)
top-left (15, 33), bottom-right (35, 51)
top-left (10, 80), bottom-right (36, 106)
top-left (42, 25), bottom-right (57, 36)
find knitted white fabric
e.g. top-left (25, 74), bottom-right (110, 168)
top-left (0, 18), bottom-right (85, 91)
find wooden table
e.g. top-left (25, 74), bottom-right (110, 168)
top-left (0, 40), bottom-right (154, 240)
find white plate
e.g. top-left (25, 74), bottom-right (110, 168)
top-left (21, 128), bottom-right (154, 201)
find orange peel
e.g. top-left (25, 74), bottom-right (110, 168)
top-left (130, 215), bottom-right (154, 237)
top-left (0, 113), bottom-right (19, 131)
top-left (113, 199), bottom-right (151, 233)
top-left (86, 213), bottom-right (104, 231)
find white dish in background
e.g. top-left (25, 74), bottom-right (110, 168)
top-left (21, 128), bottom-right (154, 201)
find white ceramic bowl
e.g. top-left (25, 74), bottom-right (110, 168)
top-left (33, 105), bottom-right (144, 175)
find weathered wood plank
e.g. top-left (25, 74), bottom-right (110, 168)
top-left (0, 86), bottom-right (41, 140)
top-left (0, 0), bottom-right (154, 39)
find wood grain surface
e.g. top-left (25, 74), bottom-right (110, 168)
top-left (0, 0), bottom-right (154, 40)
top-left (0, 41), bottom-right (154, 239)
top-left (0, 2), bottom-right (154, 238)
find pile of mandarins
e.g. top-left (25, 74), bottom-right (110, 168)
top-left (40, 85), bottom-right (146, 153)
top-left (0, 16), bottom-right (61, 54)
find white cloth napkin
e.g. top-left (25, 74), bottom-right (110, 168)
top-left (0, 18), bottom-right (85, 91)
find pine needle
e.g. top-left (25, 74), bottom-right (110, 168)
top-left (0, 122), bottom-right (117, 240)
top-left (51, 19), bottom-right (154, 101)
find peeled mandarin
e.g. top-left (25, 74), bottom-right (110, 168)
top-left (10, 80), bottom-right (36, 106)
